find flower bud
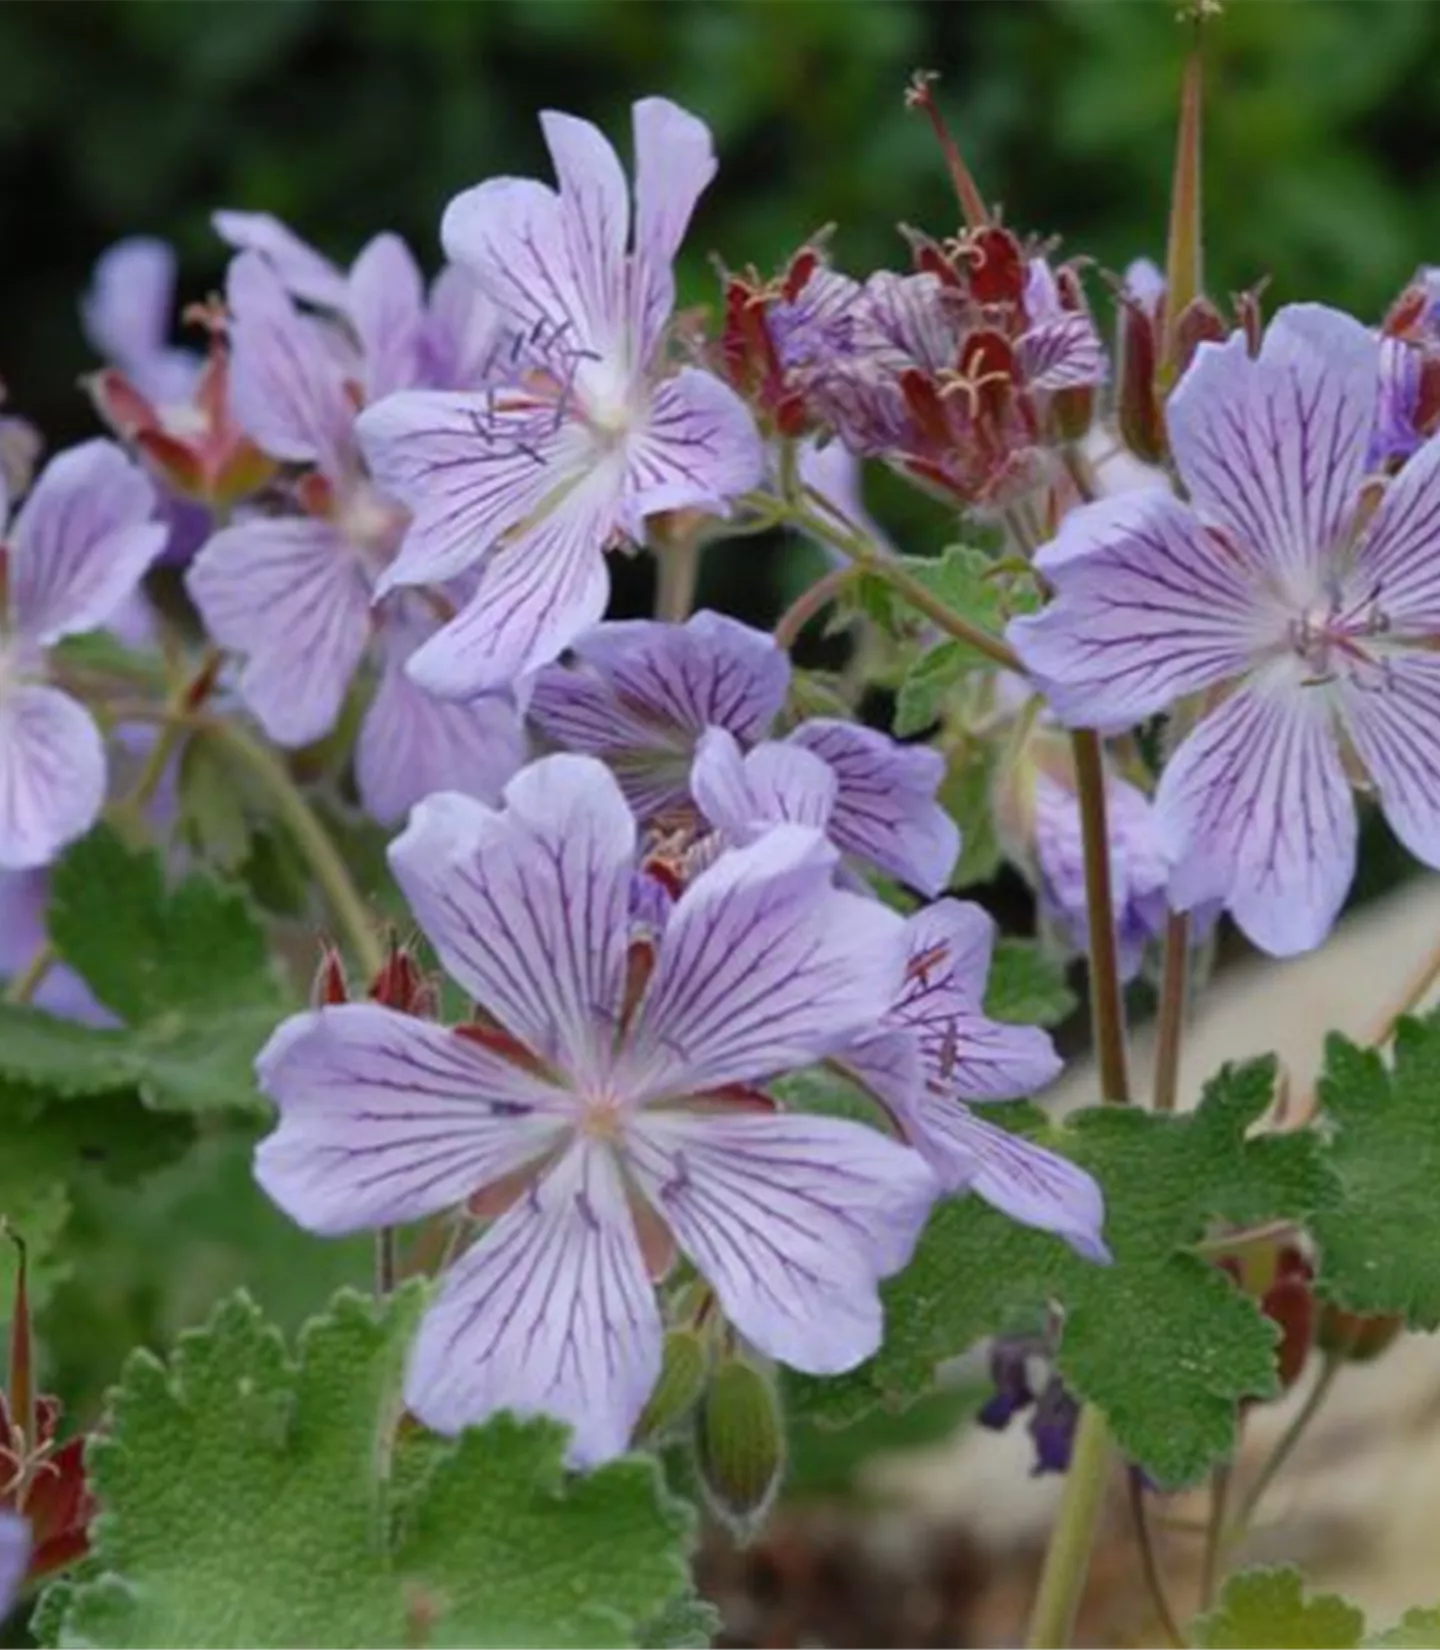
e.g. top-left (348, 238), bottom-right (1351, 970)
top-left (367, 936), bottom-right (437, 1019)
top-left (1117, 291), bottom-right (1164, 464)
top-left (1315, 1303), bottom-right (1403, 1364)
top-left (635, 1328), bottom-right (711, 1445)
top-left (694, 1353), bottom-right (786, 1538)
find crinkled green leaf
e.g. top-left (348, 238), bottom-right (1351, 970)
top-left (1312, 1014), bottom-right (1440, 1328)
top-left (635, 1593), bottom-right (721, 1650)
top-left (984, 940), bottom-right (1078, 1029)
top-left (0, 827), bottom-right (295, 1114)
top-left (894, 640), bottom-right (972, 737)
top-left (1191, 1567), bottom-right (1365, 1649)
top-left (61, 1287), bottom-right (699, 1649)
top-left (788, 1059), bottom-right (1339, 1486)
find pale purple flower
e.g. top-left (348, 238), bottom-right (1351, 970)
top-left (0, 1512), bottom-right (29, 1617)
top-left (0, 870), bottom-right (111, 1024)
top-left (528, 609), bottom-right (789, 822)
top-left (833, 900), bottom-right (1106, 1260)
top-left (1018, 259), bottom-right (1108, 393)
top-left (255, 753), bottom-right (937, 1464)
top-left (0, 441), bottom-right (165, 869)
top-left (796, 436), bottom-right (895, 560)
top-left (355, 98), bottom-right (765, 698)
top-left (693, 723), bottom-right (959, 896)
top-left (212, 210), bottom-right (349, 310)
top-left (186, 248), bottom-right (523, 824)
top-left (81, 238), bottom-right (201, 408)
top-left (1010, 302), bottom-right (1440, 958)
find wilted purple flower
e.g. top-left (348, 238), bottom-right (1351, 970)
top-left (693, 722), bottom-right (959, 895)
top-left (528, 610), bottom-right (789, 822)
top-left (186, 247), bottom-right (523, 824)
top-left (0, 1511), bottom-right (29, 1617)
top-left (976, 1332), bottom-right (1079, 1475)
top-left (0, 442), bottom-right (165, 869)
top-left (1011, 303), bottom-right (1440, 958)
top-left (81, 238), bottom-right (201, 409)
top-left (355, 98), bottom-right (765, 698)
top-left (255, 753), bottom-right (938, 1464)
top-left (833, 900), bottom-right (1106, 1260)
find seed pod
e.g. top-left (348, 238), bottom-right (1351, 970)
top-left (693, 1354), bottom-right (785, 1539)
top-left (634, 1329), bottom-right (710, 1445)
top-left (1315, 1303), bottom-right (1404, 1364)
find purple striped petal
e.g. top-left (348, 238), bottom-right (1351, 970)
top-left (625, 1110), bottom-right (936, 1373)
top-left (186, 517), bottom-right (372, 747)
top-left (692, 728), bottom-right (837, 838)
top-left (1167, 304), bottom-right (1378, 582)
top-left (226, 252), bottom-right (356, 479)
top-left (348, 232), bottom-right (425, 403)
top-left (82, 238), bottom-right (198, 403)
top-left (632, 98), bottom-right (716, 354)
top-left (387, 756), bottom-right (634, 1078)
top-left (255, 1004), bottom-right (571, 1236)
top-left (8, 441), bottom-right (165, 645)
top-left (422, 265), bottom-right (507, 391)
top-left (1156, 676), bottom-right (1356, 957)
top-left (359, 390), bottom-right (600, 596)
top-left (405, 1139), bottom-right (662, 1465)
top-left (1010, 489), bottom-right (1265, 729)
top-left (539, 109), bottom-right (630, 359)
top-left (0, 686), bottom-right (105, 871)
top-left (1354, 435), bottom-right (1440, 628)
top-left (356, 618), bottom-right (526, 826)
top-left (797, 438), bottom-right (893, 560)
top-left (624, 825), bottom-right (905, 1099)
top-left (922, 1104), bottom-right (1108, 1261)
top-left (1339, 653), bottom-right (1440, 870)
top-left (0, 1512), bottom-right (30, 1618)
top-left (399, 461), bottom-right (622, 696)
top-left (788, 719), bottom-right (959, 895)
top-left (212, 210), bottom-right (347, 310)
top-left (621, 368), bottom-right (764, 531)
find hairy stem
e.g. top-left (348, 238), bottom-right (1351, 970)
top-left (654, 530), bottom-right (703, 624)
top-left (205, 717), bottom-right (384, 980)
top-left (1025, 1406), bottom-right (1113, 1648)
top-left (772, 565), bottom-right (856, 651)
top-left (1128, 1469), bottom-right (1185, 1650)
top-left (1071, 729), bottom-right (1131, 1106)
top-left (1225, 1355), bottom-right (1343, 1552)
top-left (1199, 1460), bottom-right (1233, 1613)
top-left (1152, 911), bottom-right (1192, 1113)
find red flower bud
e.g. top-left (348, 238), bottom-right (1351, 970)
top-left (1315, 1303), bottom-right (1403, 1364)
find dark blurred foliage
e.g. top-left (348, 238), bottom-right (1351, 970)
top-left (5, 0), bottom-right (1440, 452)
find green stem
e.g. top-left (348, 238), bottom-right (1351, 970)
top-left (772, 565), bottom-right (856, 651)
top-left (1025, 1406), bottom-right (1113, 1648)
top-left (119, 645), bottom-right (224, 821)
top-left (1152, 911), bottom-right (1191, 1113)
top-left (1127, 1468), bottom-right (1185, 1650)
top-left (204, 717), bottom-right (384, 979)
top-left (1199, 1460), bottom-right (1233, 1613)
top-left (1071, 729), bottom-right (1131, 1106)
top-left (1224, 1355), bottom-right (1343, 1551)
top-left (5, 942), bottom-right (56, 1007)
top-left (654, 530), bottom-right (703, 624)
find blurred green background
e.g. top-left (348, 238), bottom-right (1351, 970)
top-left (3, 0), bottom-right (1439, 450)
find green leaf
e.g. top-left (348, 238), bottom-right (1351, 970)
top-left (787, 1059), bottom-right (1339, 1486)
top-left (0, 827), bottom-right (295, 1114)
top-left (1312, 1013), bottom-right (1440, 1328)
top-left (1192, 1567), bottom-right (1365, 1649)
top-left (894, 641), bottom-right (971, 737)
top-left (177, 737), bottom-right (254, 874)
top-left (984, 940), bottom-right (1078, 1029)
top-left (1369, 1606), bottom-right (1440, 1647)
top-left (635, 1594), bottom-right (722, 1650)
top-left (61, 1287), bottom-right (700, 1649)
top-left (938, 742), bottom-right (1004, 888)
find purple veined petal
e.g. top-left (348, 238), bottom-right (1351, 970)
top-left (787, 719), bottom-right (959, 896)
top-left (915, 1103), bottom-right (1108, 1261)
top-left (387, 755), bottom-right (634, 1077)
top-left (624, 1109), bottom-right (937, 1373)
top-left (186, 517), bottom-right (372, 748)
top-left (1018, 311), bottom-right (1108, 393)
top-left (0, 685), bottom-right (105, 871)
top-left (400, 458), bottom-right (623, 697)
top-left (405, 1137), bottom-right (662, 1466)
top-left (356, 614), bottom-right (527, 826)
top-left (1353, 434), bottom-right (1440, 629)
top-left (81, 236), bottom-right (175, 371)
top-left (631, 98), bottom-right (716, 356)
top-left (797, 437), bottom-right (894, 562)
top-left (254, 1003), bottom-right (572, 1237)
top-left (442, 177), bottom-right (591, 355)
top-left (623, 824), bottom-right (906, 1098)
top-left (347, 232), bottom-right (425, 404)
top-left (358, 389), bottom-right (600, 596)
top-left (212, 209), bottom-right (348, 310)
top-left (1166, 304), bottom-right (1379, 588)
top-left (423, 265), bottom-right (508, 391)
top-left (691, 727), bottom-right (837, 838)
top-left (1156, 671), bottom-right (1357, 958)
top-left (1337, 652), bottom-right (1440, 871)
top-left (621, 368), bottom-right (766, 535)
top-left (539, 109), bottom-right (631, 363)
top-left (0, 1511), bottom-right (30, 1618)
top-left (1009, 489), bottom-right (1267, 730)
top-left (226, 252), bottom-right (356, 480)
top-left (7, 441), bottom-right (165, 646)
top-left (1370, 336), bottom-right (1423, 469)
top-left (0, 870), bottom-right (112, 1024)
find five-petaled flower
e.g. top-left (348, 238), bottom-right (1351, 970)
top-left (0, 442), bottom-right (166, 870)
top-left (1011, 303), bottom-right (1440, 957)
top-left (254, 754), bottom-right (939, 1465)
top-left (355, 98), bottom-right (765, 698)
